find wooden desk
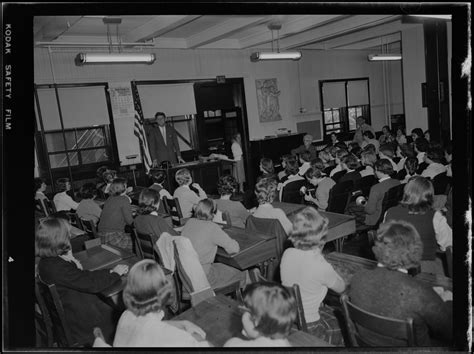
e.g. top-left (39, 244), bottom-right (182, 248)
top-left (325, 252), bottom-right (452, 290)
top-left (215, 226), bottom-right (276, 270)
top-left (174, 294), bottom-right (332, 347)
top-left (271, 203), bottom-right (356, 251)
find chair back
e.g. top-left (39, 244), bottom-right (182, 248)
top-left (67, 212), bottom-right (82, 230)
top-left (376, 183), bottom-right (405, 225)
top-left (340, 294), bottom-right (415, 347)
top-left (162, 198), bottom-right (184, 227)
top-left (80, 218), bottom-right (98, 238)
top-left (43, 199), bottom-right (57, 216)
top-left (445, 245), bottom-right (453, 278)
top-left (327, 180), bottom-right (354, 214)
top-left (357, 175), bottom-right (378, 196)
top-left (221, 210), bottom-right (232, 228)
top-left (36, 277), bottom-right (77, 347)
top-left (285, 284), bottom-right (308, 333)
top-left (133, 229), bottom-right (162, 264)
top-left (281, 179), bottom-right (307, 204)
top-left (432, 173), bottom-right (452, 195)
top-left (34, 278), bottom-right (54, 347)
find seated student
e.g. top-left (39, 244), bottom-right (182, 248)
top-left (224, 282), bottom-right (296, 347)
top-left (329, 149), bottom-right (349, 183)
top-left (278, 158), bottom-right (305, 201)
top-left (378, 125), bottom-right (395, 145)
top-left (291, 134), bottom-right (318, 161)
top-left (338, 154), bottom-right (362, 185)
top-left (318, 148), bottom-right (336, 176)
top-left (35, 177), bottom-right (48, 203)
top-left (258, 157), bottom-right (277, 181)
top-left (180, 199), bottom-right (246, 288)
top-left (414, 137), bottom-right (430, 171)
top-left (364, 159), bottom-right (401, 226)
top-left (349, 220), bottom-right (452, 346)
top-left (349, 145), bottom-right (362, 160)
top-left (76, 183), bottom-right (102, 224)
top-left (424, 129), bottom-right (431, 142)
top-left (110, 260), bottom-right (209, 347)
top-left (95, 166), bottom-right (109, 194)
top-left (173, 168), bottom-right (207, 219)
top-left (361, 131), bottom-right (380, 154)
top-left (278, 155), bottom-right (299, 184)
top-left (384, 176), bottom-right (452, 275)
top-left (297, 151), bottom-right (312, 177)
top-left (359, 149), bottom-right (377, 177)
top-left (36, 217), bottom-right (129, 346)
top-left (396, 143), bottom-right (416, 172)
top-left (444, 141), bottom-right (452, 177)
top-left (102, 170), bottom-right (117, 196)
top-left (379, 144), bottom-right (399, 173)
top-left (395, 127), bottom-right (407, 145)
top-left (253, 178), bottom-right (293, 234)
top-left (134, 189), bottom-right (178, 241)
top-left (421, 146), bottom-right (447, 179)
top-left (325, 132), bottom-right (340, 149)
top-left (53, 178), bottom-right (79, 212)
top-left (303, 167), bottom-right (335, 211)
top-left (398, 157), bottom-right (419, 183)
top-left (280, 207), bottom-right (346, 346)
top-left (148, 168), bottom-right (172, 214)
top-left (215, 175), bottom-right (250, 229)
top-left (98, 178), bottom-right (134, 251)
top-left (277, 154), bottom-right (293, 181)
top-left (411, 127), bottom-right (424, 143)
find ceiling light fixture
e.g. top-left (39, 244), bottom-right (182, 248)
top-left (251, 23), bottom-right (302, 62)
top-left (76, 17), bottom-right (156, 65)
top-left (409, 14), bottom-right (452, 20)
top-left (368, 54), bottom-right (402, 61)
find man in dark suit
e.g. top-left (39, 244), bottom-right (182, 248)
top-left (364, 158), bottom-right (401, 226)
top-left (145, 112), bottom-right (185, 167)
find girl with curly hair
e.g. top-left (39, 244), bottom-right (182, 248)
top-left (111, 260), bottom-right (209, 347)
top-left (215, 175), bottom-right (250, 228)
top-left (349, 220), bottom-right (452, 346)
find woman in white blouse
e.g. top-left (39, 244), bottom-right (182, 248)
top-left (231, 133), bottom-right (245, 193)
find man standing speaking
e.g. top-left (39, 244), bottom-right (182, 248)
top-left (145, 112), bottom-right (185, 167)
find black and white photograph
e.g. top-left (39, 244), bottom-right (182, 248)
top-left (2, 1), bottom-right (471, 351)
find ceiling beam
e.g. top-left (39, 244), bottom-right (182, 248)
top-left (123, 15), bottom-right (202, 42)
top-left (278, 15), bottom-right (401, 50)
top-left (239, 15), bottom-right (344, 49)
top-left (187, 17), bottom-right (266, 49)
top-left (336, 33), bottom-right (402, 50)
top-left (307, 20), bottom-right (418, 50)
top-left (34, 16), bottom-right (83, 42)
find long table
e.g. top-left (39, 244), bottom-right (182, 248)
top-left (272, 202), bottom-right (356, 251)
top-left (325, 251), bottom-right (452, 290)
top-left (215, 226), bottom-right (276, 270)
top-left (174, 294), bottom-right (332, 347)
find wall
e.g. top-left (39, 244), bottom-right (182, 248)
top-left (401, 24), bottom-right (428, 133)
top-left (35, 46), bottom-right (402, 140)
top-left (447, 21), bottom-right (452, 139)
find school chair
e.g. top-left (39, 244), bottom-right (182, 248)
top-left (280, 179), bottom-right (307, 204)
top-left (162, 197), bottom-right (184, 228)
top-left (340, 294), bottom-right (415, 347)
top-left (80, 218), bottom-right (99, 239)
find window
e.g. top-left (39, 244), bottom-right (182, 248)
top-left (320, 78), bottom-right (370, 138)
top-left (44, 126), bottom-right (112, 169)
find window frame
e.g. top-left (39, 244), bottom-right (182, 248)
top-left (319, 78), bottom-right (371, 139)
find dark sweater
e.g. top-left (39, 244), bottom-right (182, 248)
top-left (98, 195), bottom-right (133, 233)
top-left (134, 213), bottom-right (178, 241)
top-left (385, 205), bottom-right (437, 260)
top-left (349, 267), bottom-right (452, 346)
top-left (38, 257), bottom-right (121, 345)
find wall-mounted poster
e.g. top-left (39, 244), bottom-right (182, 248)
top-left (256, 78), bottom-right (282, 122)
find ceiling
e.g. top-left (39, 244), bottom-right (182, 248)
top-left (34, 15), bottom-right (427, 51)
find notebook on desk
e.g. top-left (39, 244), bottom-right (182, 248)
top-left (75, 245), bottom-right (123, 271)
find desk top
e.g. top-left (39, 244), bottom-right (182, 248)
top-left (272, 202), bottom-right (306, 217)
top-left (216, 226), bottom-right (276, 270)
top-left (174, 294), bottom-right (332, 347)
top-left (326, 252), bottom-right (452, 290)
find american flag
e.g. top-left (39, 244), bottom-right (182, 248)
top-left (131, 81), bottom-right (152, 173)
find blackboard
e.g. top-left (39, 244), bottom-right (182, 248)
top-left (296, 118), bottom-right (323, 142)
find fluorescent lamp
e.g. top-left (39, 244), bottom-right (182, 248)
top-left (76, 53), bottom-right (156, 65)
top-left (409, 14), bottom-right (452, 20)
top-left (368, 54), bottom-right (402, 61)
top-left (251, 51), bottom-right (302, 61)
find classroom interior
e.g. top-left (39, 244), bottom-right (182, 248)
top-left (7, 5), bottom-right (471, 350)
